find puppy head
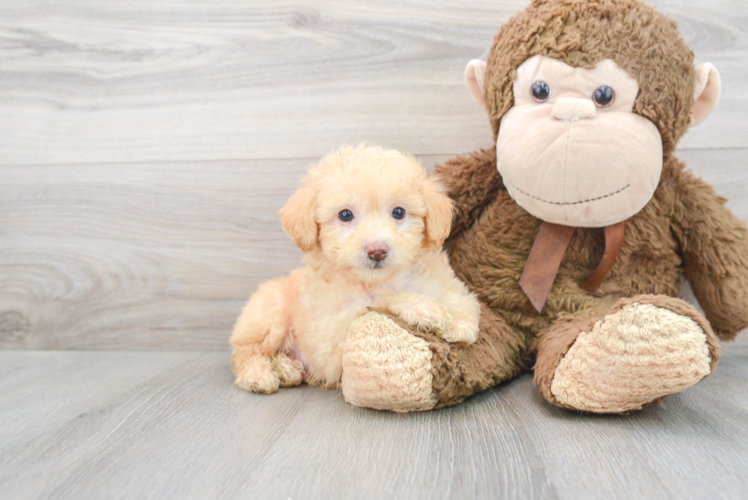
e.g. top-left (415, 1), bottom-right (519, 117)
top-left (281, 144), bottom-right (453, 283)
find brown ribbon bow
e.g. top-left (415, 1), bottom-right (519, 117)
top-left (519, 220), bottom-right (626, 313)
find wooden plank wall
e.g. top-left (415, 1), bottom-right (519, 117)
top-left (1, 0), bottom-right (746, 349)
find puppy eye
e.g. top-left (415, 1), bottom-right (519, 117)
top-left (531, 81), bottom-right (551, 103)
top-left (338, 209), bottom-right (354, 222)
top-left (391, 207), bottom-right (406, 220)
top-left (593, 86), bottom-right (615, 107)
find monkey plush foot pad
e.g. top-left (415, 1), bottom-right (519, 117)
top-left (342, 312), bottom-right (437, 412)
top-left (550, 301), bottom-right (713, 413)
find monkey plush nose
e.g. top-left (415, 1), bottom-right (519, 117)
top-left (551, 97), bottom-right (597, 122)
top-left (366, 242), bottom-right (389, 262)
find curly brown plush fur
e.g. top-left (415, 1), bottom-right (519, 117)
top-left (444, 152), bottom-right (748, 340)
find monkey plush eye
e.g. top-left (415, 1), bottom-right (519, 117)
top-left (593, 86), bottom-right (615, 107)
top-left (392, 207), bottom-right (406, 220)
top-left (531, 81), bottom-right (551, 102)
top-left (338, 209), bottom-right (354, 222)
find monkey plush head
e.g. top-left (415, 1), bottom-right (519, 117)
top-left (464, 0), bottom-right (721, 227)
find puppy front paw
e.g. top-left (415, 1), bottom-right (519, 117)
top-left (440, 319), bottom-right (479, 344)
top-left (376, 294), bottom-right (452, 334)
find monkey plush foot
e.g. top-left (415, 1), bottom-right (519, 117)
top-left (342, 305), bottom-right (529, 412)
top-left (546, 295), bottom-right (720, 413)
top-left (341, 311), bottom-right (437, 412)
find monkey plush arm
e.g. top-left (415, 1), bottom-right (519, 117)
top-left (433, 147), bottom-right (503, 241)
top-left (671, 166), bottom-right (748, 340)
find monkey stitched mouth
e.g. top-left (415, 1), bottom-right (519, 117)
top-left (508, 182), bottom-right (631, 206)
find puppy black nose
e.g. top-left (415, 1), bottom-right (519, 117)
top-left (366, 243), bottom-right (389, 262)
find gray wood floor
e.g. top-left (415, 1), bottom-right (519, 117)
top-left (1, 0), bottom-right (747, 498)
top-left (1, 345), bottom-right (747, 500)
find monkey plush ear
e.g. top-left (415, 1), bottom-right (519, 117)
top-left (465, 59), bottom-right (488, 110)
top-left (690, 63), bottom-right (721, 127)
top-left (280, 182), bottom-right (318, 252)
top-left (421, 176), bottom-right (454, 248)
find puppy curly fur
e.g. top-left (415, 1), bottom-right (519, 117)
top-left (230, 145), bottom-right (480, 392)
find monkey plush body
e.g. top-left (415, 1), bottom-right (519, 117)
top-left (340, 0), bottom-right (748, 413)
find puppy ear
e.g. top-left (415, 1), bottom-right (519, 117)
top-left (422, 176), bottom-right (454, 248)
top-left (280, 181), bottom-right (318, 252)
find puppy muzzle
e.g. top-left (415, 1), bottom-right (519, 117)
top-left (366, 242), bottom-right (389, 267)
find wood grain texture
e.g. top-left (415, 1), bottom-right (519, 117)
top-left (1, 150), bottom-right (746, 350)
top-left (0, 158), bottom-right (305, 349)
top-left (0, 0), bottom-right (746, 166)
top-left (0, 348), bottom-right (746, 500)
top-left (0, 154), bottom-right (449, 350)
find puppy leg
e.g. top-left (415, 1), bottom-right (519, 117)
top-left (438, 280), bottom-right (480, 344)
top-left (230, 275), bottom-right (296, 394)
top-left (372, 293), bottom-right (452, 335)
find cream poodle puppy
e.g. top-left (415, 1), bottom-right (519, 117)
top-left (230, 144), bottom-right (480, 394)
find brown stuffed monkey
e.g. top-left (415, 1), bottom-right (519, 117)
top-left (340, 0), bottom-right (748, 413)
